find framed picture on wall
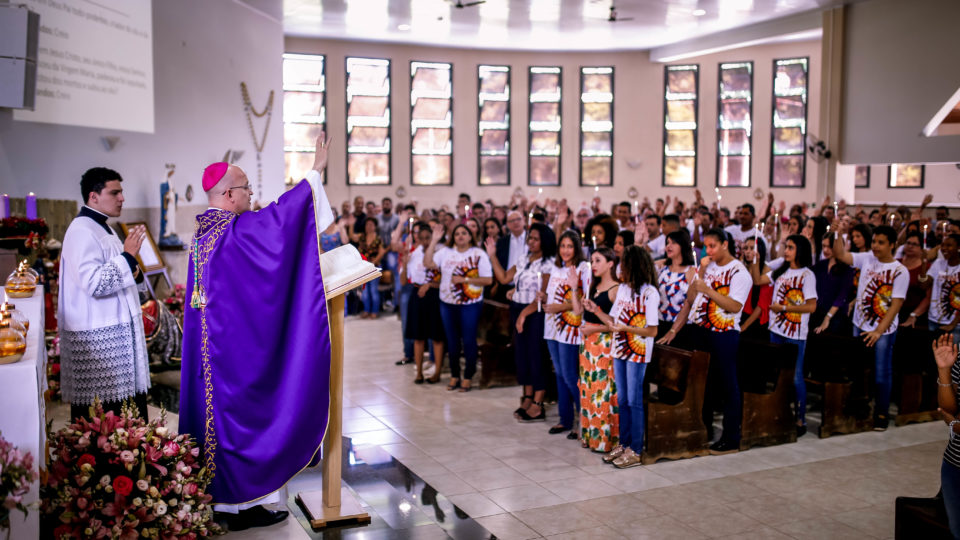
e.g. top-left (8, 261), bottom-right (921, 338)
top-left (887, 164), bottom-right (924, 188)
top-left (854, 165), bottom-right (870, 188)
top-left (120, 222), bottom-right (165, 273)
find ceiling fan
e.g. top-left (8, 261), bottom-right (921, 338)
top-left (449, 0), bottom-right (486, 8)
top-left (608, 5), bottom-right (634, 22)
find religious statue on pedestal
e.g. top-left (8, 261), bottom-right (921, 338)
top-left (159, 164), bottom-right (185, 249)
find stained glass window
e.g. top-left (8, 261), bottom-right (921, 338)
top-left (346, 57), bottom-right (391, 185)
top-left (528, 67), bottom-right (561, 186)
top-left (411, 61), bottom-right (452, 185)
top-left (283, 53), bottom-right (325, 184)
top-left (771, 57), bottom-right (808, 187)
top-left (478, 65), bottom-right (510, 185)
top-left (663, 65), bottom-right (698, 186)
top-left (580, 67), bottom-right (613, 186)
top-left (717, 62), bottom-right (752, 187)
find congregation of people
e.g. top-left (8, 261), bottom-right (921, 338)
top-left (326, 189), bottom-right (960, 472)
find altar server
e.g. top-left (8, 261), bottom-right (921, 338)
top-left (59, 167), bottom-right (149, 421)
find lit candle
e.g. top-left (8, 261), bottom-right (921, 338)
top-left (465, 204), bottom-right (470, 219)
top-left (538, 188), bottom-right (543, 196)
top-left (634, 200), bottom-right (639, 223)
top-left (537, 271), bottom-right (543, 312)
top-left (691, 241), bottom-right (698, 268)
top-left (529, 211), bottom-right (534, 223)
top-left (889, 213), bottom-right (895, 227)
top-left (715, 187), bottom-right (721, 202)
top-left (753, 223), bottom-right (760, 264)
top-left (594, 186), bottom-right (599, 193)
top-left (923, 224), bottom-right (928, 250)
top-left (592, 235), bottom-right (597, 250)
top-left (775, 212), bottom-right (780, 238)
top-left (1, 194), bottom-right (8, 219)
top-left (833, 201), bottom-right (838, 216)
top-left (25, 192), bottom-right (37, 220)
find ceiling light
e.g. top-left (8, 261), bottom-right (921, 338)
top-left (397, 24), bottom-right (411, 31)
top-left (692, 9), bottom-right (707, 16)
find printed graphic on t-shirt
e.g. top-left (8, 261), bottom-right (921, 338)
top-left (553, 282), bottom-right (583, 342)
top-left (773, 274), bottom-right (806, 339)
top-left (451, 256), bottom-right (483, 303)
top-left (940, 273), bottom-right (960, 322)
top-left (426, 267), bottom-right (441, 284)
top-left (615, 308), bottom-right (647, 362)
top-left (696, 268), bottom-right (739, 331)
top-left (858, 268), bottom-right (901, 326)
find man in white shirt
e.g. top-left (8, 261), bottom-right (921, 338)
top-left (644, 215), bottom-right (665, 258)
top-left (59, 168), bottom-right (149, 421)
top-left (497, 210), bottom-right (527, 270)
top-left (724, 203), bottom-right (767, 256)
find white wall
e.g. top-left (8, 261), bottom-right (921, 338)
top-left (285, 36), bottom-right (823, 213)
top-left (0, 0), bottom-right (285, 212)
top-left (841, 0), bottom-right (960, 165)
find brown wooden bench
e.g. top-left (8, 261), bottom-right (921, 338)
top-left (642, 344), bottom-right (711, 464)
top-left (893, 326), bottom-right (939, 426)
top-left (804, 332), bottom-right (874, 437)
top-left (477, 299), bottom-right (517, 389)
top-left (738, 338), bottom-right (798, 450)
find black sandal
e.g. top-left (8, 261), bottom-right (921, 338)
top-left (548, 424), bottom-right (568, 434)
top-left (514, 395), bottom-right (533, 417)
top-left (414, 376), bottom-right (425, 384)
top-left (520, 402), bottom-right (546, 423)
top-left (447, 379), bottom-right (460, 391)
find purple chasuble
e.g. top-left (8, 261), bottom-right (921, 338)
top-left (180, 180), bottom-right (331, 505)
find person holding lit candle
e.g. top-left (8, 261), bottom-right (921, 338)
top-left (654, 231), bottom-right (697, 347)
top-left (486, 223), bottom-right (555, 416)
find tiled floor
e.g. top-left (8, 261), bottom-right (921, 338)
top-left (49, 313), bottom-right (950, 538)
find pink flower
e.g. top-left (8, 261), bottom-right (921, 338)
top-left (136, 479), bottom-right (149, 492)
top-left (120, 450), bottom-right (135, 463)
top-left (162, 441), bottom-right (180, 457)
top-left (183, 483), bottom-right (198, 497)
top-left (76, 497), bottom-right (89, 510)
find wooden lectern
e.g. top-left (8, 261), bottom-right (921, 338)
top-left (296, 246), bottom-right (379, 529)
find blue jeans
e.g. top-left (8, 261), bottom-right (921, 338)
top-left (696, 327), bottom-right (742, 443)
top-left (613, 358), bottom-right (647, 453)
top-left (547, 340), bottom-right (580, 429)
top-left (770, 333), bottom-right (808, 424)
top-left (399, 283), bottom-right (414, 359)
top-left (385, 251), bottom-right (401, 304)
top-left (942, 459), bottom-right (960, 539)
top-left (853, 326), bottom-right (896, 419)
top-left (362, 276), bottom-right (381, 314)
top-left (440, 301), bottom-right (482, 380)
top-left (930, 320), bottom-right (960, 344)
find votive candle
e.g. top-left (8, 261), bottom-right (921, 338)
top-left (25, 193), bottom-right (37, 220)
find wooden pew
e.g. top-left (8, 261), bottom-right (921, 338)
top-left (804, 332), bottom-right (874, 437)
top-left (477, 299), bottom-right (516, 389)
top-left (893, 326), bottom-right (939, 426)
top-left (642, 344), bottom-right (711, 464)
top-left (738, 338), bottom-right (798, 450)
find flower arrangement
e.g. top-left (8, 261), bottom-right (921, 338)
top-left (45, 336), bottom-right (61, 402)
top-left (0, 431), bottom-right (39, 530)
top-left (163, 284), bottom-right (186, 327)
top-left (0, 217), bottom-right (48, 254)
top-left (41, 401), bottom-right (220, 539)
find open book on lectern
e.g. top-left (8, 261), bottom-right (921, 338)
top-left (320, 244), bottom-right (382, 299)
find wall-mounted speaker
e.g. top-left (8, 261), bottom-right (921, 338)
top-left (0, 4), bottom-right (39, 110)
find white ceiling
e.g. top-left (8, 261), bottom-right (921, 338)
top-left (283, 0), bottom-right (844, 51)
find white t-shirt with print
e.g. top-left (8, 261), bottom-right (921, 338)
top-left (929, 258), bottom-right (960, 325)
top-left (408, 245), bottom-right (443, 285)
top-left (725, 224), bottom-right (769, 257)
top-left (511, 254), bottom-right (553, 305)
top-left (543, 260), bottom-right (592, 345)
top-left (850, 252), bottom-right (909, 335)
top-left (690, 259), bottom-right (753, 332)
top-left (433, 246), bottom-right (493, 305)
top-left (610, 283), bottom-right (660, 363)
top-left (766, 267), bottom-right (818, 340)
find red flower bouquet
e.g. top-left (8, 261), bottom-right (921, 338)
top-left (41, 401), bottom-right (221, 539)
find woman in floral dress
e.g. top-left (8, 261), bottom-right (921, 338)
top-left (570, 246), bottom-right (619, 451)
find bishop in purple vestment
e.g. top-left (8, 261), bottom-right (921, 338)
top-left (180, 136), bottom-right (334, 525)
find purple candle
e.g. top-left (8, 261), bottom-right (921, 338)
top-left (25, 192), bottom-right (37, 220)
top-left (2, 194), bottom-right (9, 219)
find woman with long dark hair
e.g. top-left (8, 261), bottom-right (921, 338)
top-left (750, 234), bottom-right (818, 434)
top-left (812, 234), bottom-right (854, 335)
top-left (570, 246), bottom-right (620, 452)
top-left (486, 223), bottom-right (557, 420)
top-left (402, 221), bottom-right (447, 383)
top-left (585, 214), bottom-right (618, 253)
top-left (425, 223), bottom-right (494, 391)
top-left (739, 236), bottom-right (772, 339)
top-left (656, 230), bottom-right (696, 345)
top-left (543, 231), bottom-right (591, 437)
top-left (591, 246), bottom-right (660, 468)
top-left (684, 228), bottom-right (753, 453)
